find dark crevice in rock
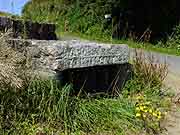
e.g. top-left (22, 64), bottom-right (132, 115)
top-left (56, 63), bottom-right (133, 96)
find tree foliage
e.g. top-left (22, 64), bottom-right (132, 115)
top-left (22, 0), bottom-right (180, 42)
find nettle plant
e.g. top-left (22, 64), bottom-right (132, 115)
top-left (135, 94), bottom-right (167, 133)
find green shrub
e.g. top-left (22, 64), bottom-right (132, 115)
top-left (22, 0), bottom-right (112, 38)
top-left (166, 24), bottom-right (180, 50)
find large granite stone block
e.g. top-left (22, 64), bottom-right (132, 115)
top-left (7, 39), bottom-right (131, 95)
top-left (10, 39), bottom-right (129, 71)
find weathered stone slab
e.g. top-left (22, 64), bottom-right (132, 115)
top-left (0, 16), bottom-right (57, 40)
top-left (52, 40), bottom-right (129, 71)
top-left (7, 39), bottom-right (131, 94)
top-left (8, 39), bottom-right (129, 71)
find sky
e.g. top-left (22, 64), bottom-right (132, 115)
top-left (0, 0), bottom-right (29, 15)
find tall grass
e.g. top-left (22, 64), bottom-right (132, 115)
top-left (0, 79), bottom-right (74, 134)
top-left (75, 98), bottom-right (140, 134)
top-left (0, 61), bottom-right (170, 135)
top-left (0, 32), bottom-right (171, 134)
top-left (0, 78), bottom-right (142, 135)
top-left (133, 50), bottom-right (168, 88)
top-left (0, 31), bottom-right (31, 89)
top-left (123, 49), bottom-right (169, 98)
top-left (165, 24), bottom-right (180, 50)
top-left (22, 0), bottom-right (112, 39)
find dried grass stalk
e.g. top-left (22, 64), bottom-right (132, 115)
top-left (0, 31), bottom-right (30, 89)
top-left (0, 63), bottom-right (23, 89)
top-left (133, 49), bottom-right (168, 87)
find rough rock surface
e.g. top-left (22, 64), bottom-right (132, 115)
top-left (7, 39), bottom-right (130, 93)
top-left (8, 39), bottom-right (129, 72)
top-left (0, 16), bottom-right (57, 40)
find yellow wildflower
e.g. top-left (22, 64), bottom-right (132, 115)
top-left (157, 111), bottom-right (162, 116)
top-left (149, 109), bottom-right (153, 113)
top-left (136, 113), bottom-right (141, 117)
top-left (153, 112), bottom-right (157, 117)
top-left (140, 106), bottom-right (144, 111)
top-left (143, 114), bottom-right (146, 118)
top-left (143, 106), bottom-right (147, 110)
top-left (157, 115), bottom-right (162, 120)
top-left (136, 107), bottom-right (140, 111)
top-left (144, 109), bottom-right (148, 113)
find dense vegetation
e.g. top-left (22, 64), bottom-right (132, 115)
top-left (23, 0), bottom-right (180, 43)
top-left (21, 0), bottom-right (180, 56)
top-left (0, 1), bottom-right (176, 134)
top-left (0, 32), bottom-right (171, 134)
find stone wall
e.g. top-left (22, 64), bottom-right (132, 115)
top-left (0, 17), bottom-right (57, 40)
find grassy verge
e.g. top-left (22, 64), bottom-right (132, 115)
top-left (0, 32), bottom-right (172, 134)
top-left (0, 78), bottom-right (171, 135)
top-left (60, 32), bottom-right (180, 56)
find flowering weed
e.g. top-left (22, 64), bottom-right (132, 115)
top-left (135, 94), bottom-right (168, 134)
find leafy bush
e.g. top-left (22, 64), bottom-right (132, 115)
top-left (22, 0), bottom-right (114, 38)
top-left (22, 0), bottom-right (180, 44)
top-left (166, 24), bottom-right (180, 51)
